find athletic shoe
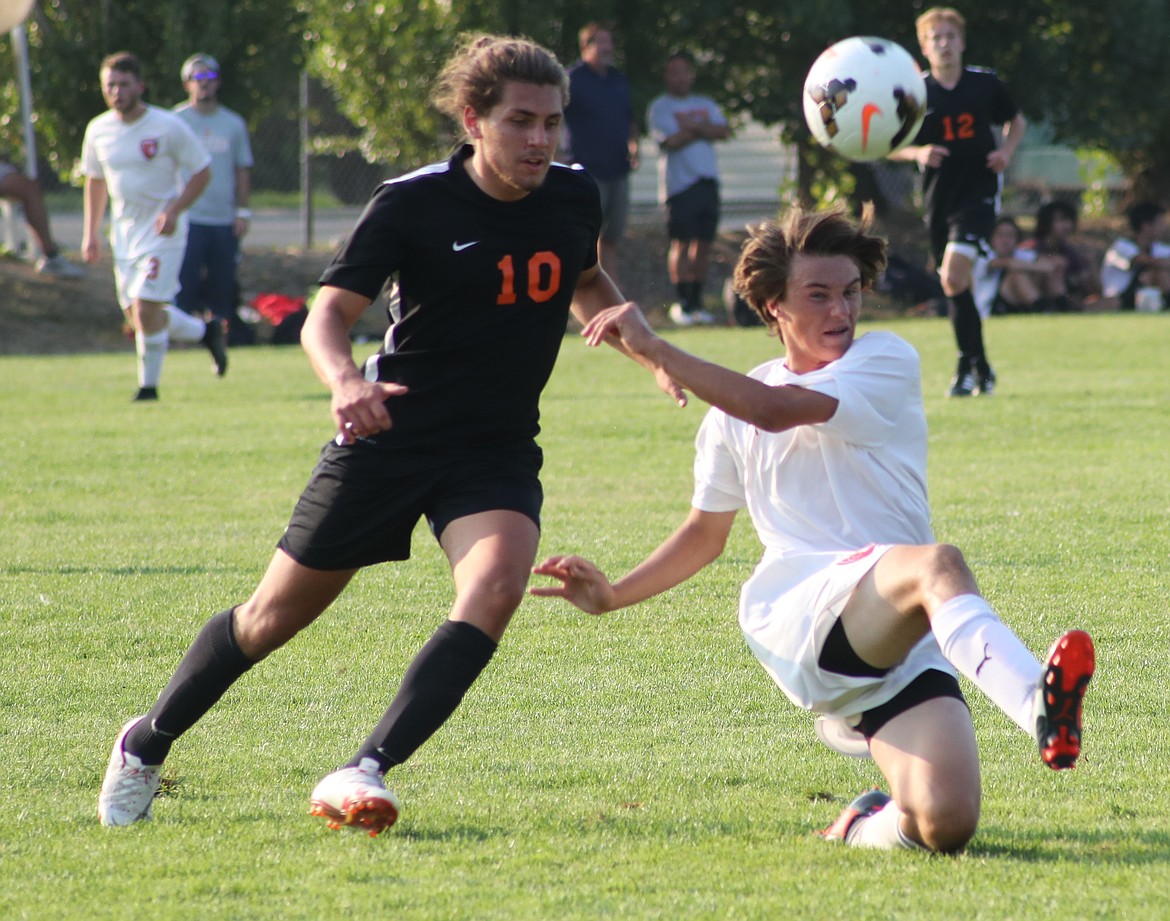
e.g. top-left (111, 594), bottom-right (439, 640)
top-left (819, 788), bottom-right (892, 842)
top-left (693, 309), bottom-right (719, 326)
top-left (975, 361), bottom-right (996, 396)
top-left (947, 367), bottom-right (977, 398)
top-left (35, 253), bottom-right (85, 278)
top-left (668, 303), bottom-right (696, 327)
top-left (132, 386), bottom-right (159, 402)
top-left (1035, 629), bottom-right (1095, 770)
top-left (98, 717), bottom-right (162, 826)
top-left (309, 761), bottom-right (400, 837)
top-left (202, 317), bottom-right (228, 376)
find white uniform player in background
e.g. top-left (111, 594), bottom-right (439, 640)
top-left (82, 51), bottom-right (227, 401)
top-left (531, 204), bottom-right (1095, 854)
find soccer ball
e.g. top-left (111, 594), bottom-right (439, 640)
top-left (803, 36), bottom-right (927, 162)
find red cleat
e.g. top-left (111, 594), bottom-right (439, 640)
top-left (1035, 629), bottom-right (1095, 770)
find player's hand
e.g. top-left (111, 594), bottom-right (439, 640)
top-left (81, 236), bottom-right (101, 264)
top-left (154, 208), bottom-right (178, 236)
top-left (331, 378), bottom-right (408, 444)
top-left (654, 367), bottom-right (688, 408)
top-left (919, 145), bottom-right (948, 168)
top-left (986, 149), bottom-right (1011, 174)
top-left (529, 554), bottom-right (616, 615)
top-left (582, 302), bottom-right (656, 354)
top-left (582, 303), bottom-right (687, 407)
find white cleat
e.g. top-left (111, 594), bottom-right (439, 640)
top-left (35, 253), bottom-right (86, 278)
top-left (98, 717), bottom-right (162, 826)
top-left (309, 760), bottom-right (400, 837)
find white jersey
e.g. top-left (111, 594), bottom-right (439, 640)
top-left (1100, 236), bottom-right (1170, 297)
top-left (81, 105), bottom-right (211, 259)
top-left (973, 245), bottom-right (1036, 319)
top-left (692, 331), bottom-right (950, 719)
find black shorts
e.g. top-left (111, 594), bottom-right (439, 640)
top-left (929, 201), bottom-right (996, 264)
top-left (277, 440), bottom-right (544, 570)
top-left (666, 178), bottom-right (720, 242)
top-left (818, 616), bottom-right (967, 738)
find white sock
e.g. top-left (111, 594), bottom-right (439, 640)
top-left (164, 305), bottom-right (207, 342)
top-left (930, 593), bottom-right (1042, 733)
top-left (848, 800), bottom-right (922, 850)
top-left (136, 329), bottom-right (169, 388)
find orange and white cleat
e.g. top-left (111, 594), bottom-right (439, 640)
top-left (309, 761), bottom-right (400, 837)
top-left (1035, 629), bottom-right (1095, 770)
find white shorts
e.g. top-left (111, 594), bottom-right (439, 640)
top-left (113, 248), bottom-right (184, 310)
top-left (738, 544), bottom-right (954, 724)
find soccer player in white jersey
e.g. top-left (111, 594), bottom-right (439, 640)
top-left (82, 51), bottom-right (227, 401)
top-left (531, 204), bottom-right (1095, 853)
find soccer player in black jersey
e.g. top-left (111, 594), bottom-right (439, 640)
top-left (891, 7), bottom-right (1026, 397)
top-left (98, 34), bottom-right (683, 836)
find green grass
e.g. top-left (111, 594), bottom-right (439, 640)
top-left (2, 313), bottom-right (1169, 920)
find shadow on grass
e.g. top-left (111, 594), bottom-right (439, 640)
top-left (969, 826), bottom-right (1170, 863)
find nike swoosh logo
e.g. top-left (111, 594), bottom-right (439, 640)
top-left (452, 241), bottom-right (479, 252)
top-left (861, 103), bottom-right (881, 150)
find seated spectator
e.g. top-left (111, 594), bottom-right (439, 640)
top-left (1026, 200), bottom-right (1098, 309)
top-left (1101, 201), bottom-right (1170, 311)
top-left (973, 217), bottom-right (1065, 318)
top-left (0, 158), bottom-right (85, 277)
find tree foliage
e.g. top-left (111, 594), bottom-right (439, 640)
top-left (1, 0), bottom-right (305, 182)
top-left (7, 0), bottom-right (1170, 201)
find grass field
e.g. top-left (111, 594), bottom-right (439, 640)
top-left (2, 312), bottom-right (1169, 920)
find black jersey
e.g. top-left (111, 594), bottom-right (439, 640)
top-left (914, 67), bottom-right (1019, 221)
top-left (319, 145), bottom-right (602, 450)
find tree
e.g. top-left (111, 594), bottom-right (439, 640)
top-left (1, 0), bottom-right (306, 184)
top-left (11, 1), bottom-right (1170, 203)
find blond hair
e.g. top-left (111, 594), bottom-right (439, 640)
top-left (916, 7), bottom-right (966, 46)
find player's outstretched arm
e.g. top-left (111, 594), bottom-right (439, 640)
top-left (571, 264), bottom-right (687, 407)
top-left (531, 508), bottom-right (736, 614)
top-left (302, 285), bottom-right (407, 444)
top-left (582, 304), bottom-right (837, 433)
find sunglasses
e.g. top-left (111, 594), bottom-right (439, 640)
top-left (191, 71), bottom-right (219, 81)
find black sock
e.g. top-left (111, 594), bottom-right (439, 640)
top-left (124, 608), bottom-right (255, 763)
top-left (688, 280), bottom-right (704, 312)
top-left (947, 288), bottom-right (985, 363)
top-left (349, 620), bottom-right (497, 773)
top-left (676, 281), bottom-right (691, 310)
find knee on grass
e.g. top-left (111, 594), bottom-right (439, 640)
top-left (903, 794), bottom-right (979, 853)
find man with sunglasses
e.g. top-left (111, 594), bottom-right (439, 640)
top-left (173, 53), bottom-right (254, 347)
